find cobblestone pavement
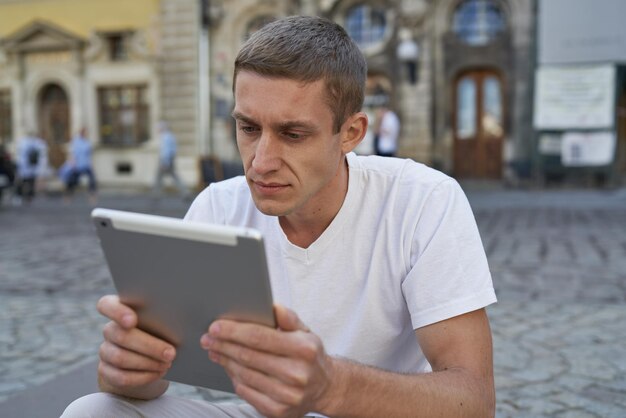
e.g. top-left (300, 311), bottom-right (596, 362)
top-left (1, 187), bottom-right (625, 417)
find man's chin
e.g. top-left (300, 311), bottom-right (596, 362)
top-left (252, 198), bottom-right (291, 217)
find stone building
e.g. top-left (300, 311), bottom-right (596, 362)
top-left (0, 0), bottom-right (536, 189)
top-left (0, 0), bottom-right (200, 188)
top-left (205, 0), bottom-right (535, 181)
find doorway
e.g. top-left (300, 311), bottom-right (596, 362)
top-left (38, 83), bottom-right (70, 169)
top-left (453, 69), bottom-right (505, 179)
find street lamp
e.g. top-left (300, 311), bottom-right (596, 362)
top-left (396, 28), bottom-right (419, 84)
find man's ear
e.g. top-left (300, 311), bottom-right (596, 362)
top-left (340, 112), bottom-right (368, 154)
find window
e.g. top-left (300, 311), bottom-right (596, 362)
top-left (453, 0), bottom-right (506, 46)
top-left (456, 76), bottom-right (477, 139)
top-left (98, 85), bottom-right (149, 146)
top-left (345, 4), bottom-right (387, 50)
top-left (105, 33), bottom-right (129, 61)
top-left (0, 90), bottom-right (12, 145)
top-left (482, 76), bottom-right (503, 137)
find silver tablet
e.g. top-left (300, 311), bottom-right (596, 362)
top-left (91, 208), bottom-right (275, 392)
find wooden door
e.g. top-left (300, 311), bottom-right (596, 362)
top-left (39, 84), bottom-right (70, 169)
top-left (453, 70), bottom-right (505, 179)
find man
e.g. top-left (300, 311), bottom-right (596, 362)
top-left (64, 128), bottom-right (97, 202)
top-left (374, 104), bottom-right (400, 157)
top-left (64, 16), bottom-right (496, 417)
top-left (15, 131), bottom-right (47, 204)
top-left (153, 121), bottom-right (189, 198)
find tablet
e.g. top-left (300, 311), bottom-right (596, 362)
top-left (91, 208), bottom-right (275, 392)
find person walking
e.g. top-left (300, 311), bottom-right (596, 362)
top-left (374, 104), bottom-right (400, 157)
top-left (15, 131), bottom-right (47, 204)
top-left (153, 122), bottom-right (188, 198)
top-left (0, 144), bottom-right (16, 205)
top-left (64, 128), bottom-right (97, 203)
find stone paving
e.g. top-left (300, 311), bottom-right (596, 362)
top-left (1, 187), bottom-right (625, 417)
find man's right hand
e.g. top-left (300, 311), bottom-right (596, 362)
top-left (96, 295), bottom-right (175, 400)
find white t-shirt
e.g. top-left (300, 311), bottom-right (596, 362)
top-left (185, 153), bottom-right (496, 375)
top-left (377, 110), bottom-right (400, 154)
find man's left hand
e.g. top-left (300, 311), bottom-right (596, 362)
top-left (200, 304), bottom-right (335, 418)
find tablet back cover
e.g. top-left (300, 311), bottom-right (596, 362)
top-left (92, 210), bottom-right (275, 392)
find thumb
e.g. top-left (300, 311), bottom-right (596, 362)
top-left (274, 304), bottom-right (309, 332)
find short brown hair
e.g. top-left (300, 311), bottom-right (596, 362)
top-left (234, 16), bottom-right (367, 133)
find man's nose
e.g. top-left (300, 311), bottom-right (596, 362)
top-left (251, 132), bottom-right (281, 174)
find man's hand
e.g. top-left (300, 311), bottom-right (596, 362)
top-left (201, 304), bottom-right (335, 418)
top-left (96, 295), bottom-right (175, 400)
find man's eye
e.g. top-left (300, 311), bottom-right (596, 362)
top-left (284, 132), bottom-right (303, 140)
top-left (240, 126), bottom-right (258, 134)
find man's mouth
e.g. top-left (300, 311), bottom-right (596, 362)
top-left (251, 180), bottom-right (288, 195)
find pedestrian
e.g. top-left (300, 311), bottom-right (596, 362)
top-left (64, 16), bottom-right (496, 418)
top-left (64, 128), bottom-right (97, 203)
top-left (373, 103), bottom-right (400, 157)
top-left (0, 143), bottom-right (16, 205)
top-left (15, 131), bottom-right (47, 204)
top-left (153, 121), bottom-right (188, 198)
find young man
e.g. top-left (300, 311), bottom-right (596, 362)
top-left (64, 16), bottom-right (496, 418)
top-left (153, 121), bottom-right (189, 199)
top-left (374, 104), bottom-right (400, 157)
top-left (64, 128), bottom-right (98, 202)
top-left (15, 131), bottom-right (47, 204)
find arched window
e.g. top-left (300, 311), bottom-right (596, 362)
top-left (453, 0), bottom-right (506, 46)
top-left (345, 4), bottom-right (388, 50)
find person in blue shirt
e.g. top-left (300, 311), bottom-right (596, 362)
top-left (153, 121), bottom-right (188, 198)
top-left (15, 131), bottom-right (47, 204)
top-left (65, 128), bottom-right (97, 202)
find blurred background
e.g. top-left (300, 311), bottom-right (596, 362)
top-left (0, 0), bottom-right (624, 192)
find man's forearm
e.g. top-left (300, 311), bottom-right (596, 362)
top-left (98, 375), bottom-right (170, 401)
top-left (317, 358), bottom-right (495, 418)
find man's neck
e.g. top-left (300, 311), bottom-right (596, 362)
top-left (278, 158), bottom-right (349, 249)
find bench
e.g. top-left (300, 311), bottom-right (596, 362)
top-left (0, 360), bottom-right (99, 418)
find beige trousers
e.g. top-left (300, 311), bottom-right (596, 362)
top-left (61, 392), bottom-right (262, 418)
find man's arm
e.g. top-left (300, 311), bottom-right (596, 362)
top-left (204, 305), bottom-right (495, 418)
top-left (320, 308), bottom-right (495, 417)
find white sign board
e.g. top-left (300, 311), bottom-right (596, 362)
top-left (534, 65), bottom-right (615, 130)
top-left (561, 131), bottom-right (616, 166)
top-left (539, 0), bottom-right (626, 64)
top-left (538, 133), bottom-right (562, 155)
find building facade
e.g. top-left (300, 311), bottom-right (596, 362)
top-left (0, 0), bottom-right (537, 189)
top-left (204, 0), bottom-right (535, 182)
top-left (533, 0), bottom-right (626, 185)
top-left (0, 0), bottom-right (200, 188)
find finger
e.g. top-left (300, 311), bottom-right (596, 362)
top-left (98, 359), bottom-right (166, 389)
top-left (209, 320), bottom-right (316, 360)
top-left (234, 379), bottom-right (299, 418)
top-left (204, 336), bottom-right (311, 387)
top-left (97, 295), bottom-right (137, 329)
top-left (99, 341), bottom-right (171, 373)
top-left (103, 321), bottom-right (176, 363)
top-left (217, 355), bottom-right (303, 412)
top-left (274, 304), bottom-right (309, 332)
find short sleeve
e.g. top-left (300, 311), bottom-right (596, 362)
top-left (184, 186), bottom-right (218, 223)
top-left (402, 179), bottom-right (496, 329)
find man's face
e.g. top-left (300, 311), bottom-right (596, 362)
top-left (232, 71), bottom-right (347, 218)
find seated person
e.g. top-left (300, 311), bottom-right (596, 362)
top-left (63, 16), bottom-right (496, 418)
